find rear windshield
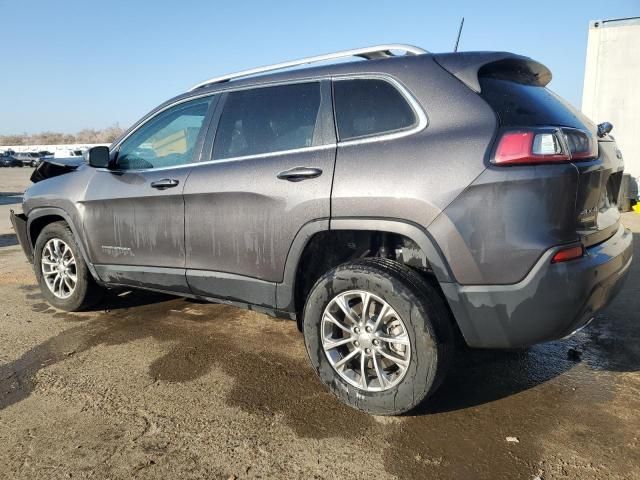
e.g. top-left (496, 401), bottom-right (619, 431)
top-left (479, 77), bottom-right (594, 131)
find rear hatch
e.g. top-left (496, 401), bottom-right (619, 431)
top-left (573, 136), bottom-right (624, 246)
top-left (435, 53), bottom-right (624, 248)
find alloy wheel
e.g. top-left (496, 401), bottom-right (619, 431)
top-left (321, 290), bottom-right (411, 392)
top-left (41, 238), bottom-right (77, 299)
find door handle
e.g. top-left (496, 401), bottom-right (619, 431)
top-left (150, 178), bottom-right (180, 190)
top-left (276, 167), bottom-right (323, 182)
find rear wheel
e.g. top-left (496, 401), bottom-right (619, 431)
top-left (302, 258), bottom-right (454, 415)
top-left (34, 221), bottom-right (103, 311)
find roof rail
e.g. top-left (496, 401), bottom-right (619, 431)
top-left (188, 44), bottom-right (428, 91)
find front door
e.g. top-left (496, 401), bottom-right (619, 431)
top-left (183, 81), bottom-right (336, 305)
top-left (82, 95), bottom-right (215, 292)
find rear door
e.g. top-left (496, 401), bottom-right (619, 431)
top-left (183, 80), bottom-right (336, 306)
top-left (82, 95), bottom-right (216, 292)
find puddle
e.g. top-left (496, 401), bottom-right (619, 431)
top-left (4, 290), bottom-right (374, 440)
top-left (0, 195), bottom-right (22, 206)
top-left (0, 234), bottom-right (18, 247)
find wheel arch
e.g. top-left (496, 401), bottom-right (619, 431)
top-left (27, 207), bottom-right (101, 282)
top-left (276, 217), bottom-right (455, 324)
top-left (331, 218), bottom-right (453, 282)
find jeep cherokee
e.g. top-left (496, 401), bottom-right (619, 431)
top-left (10, 44), bottom-right (633, 415)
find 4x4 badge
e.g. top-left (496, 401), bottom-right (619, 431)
top-left (101, 245), bottom-right (134, 257)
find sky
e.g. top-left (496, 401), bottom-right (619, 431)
top-left (0, 0), bottom-right (638, 134)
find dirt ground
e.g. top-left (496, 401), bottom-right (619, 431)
top-left (0, 167), bottom-right (639, 479)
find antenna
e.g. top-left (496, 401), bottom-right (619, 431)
top-left (454, 17), bottom-right (465, 52)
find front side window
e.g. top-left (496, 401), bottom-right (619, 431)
top-left (333, 78), bottom-right (417, 141)
top-left (213, 82), bottom-right (321, 160)
top-left (117, 96), bottom-right (213, 170)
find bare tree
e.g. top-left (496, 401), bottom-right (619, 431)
top-left (98, 124), bottom-right (125, 143)
top-left (0, 124), bottom-right (125, 146)
top-left (0, 134), bottom-right (27, 145)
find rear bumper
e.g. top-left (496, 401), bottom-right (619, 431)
top-left (441, 225), bottom-right (633, 348)
top-left (9, 210), bottom-right (33, 262)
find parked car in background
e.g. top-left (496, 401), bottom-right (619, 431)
top-left (10, 44), bottom-right (633, 415)
top-left (54, 149), bottom-right (85, 159)
top-left (13, 152), bottom-right (42, 167)
top-left (0, 153), bottom-right (22, 167)
top-left (34, 152), bottom-right (54, 168)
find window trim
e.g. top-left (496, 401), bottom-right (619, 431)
top-left (331, 74), bottom-right (428, 146)
top-left (203, 143), bottom-right (335, 165)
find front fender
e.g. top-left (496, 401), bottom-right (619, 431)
top-left (26, 207), bottom-right (101, 282)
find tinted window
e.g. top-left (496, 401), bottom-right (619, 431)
top-left (333, 79), bottom-right (417, 140)
top-left (213, 82), bottom-right (321, 159)
top-left (117, 97), bottom-right (212, 170)
top-left (479, 77), bottom-right (594, 130)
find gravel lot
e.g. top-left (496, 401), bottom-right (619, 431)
top-left (1, 167), bottom-right (639, 479)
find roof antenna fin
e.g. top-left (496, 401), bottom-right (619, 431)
top-left (454, 17), bottom-right (464, 52)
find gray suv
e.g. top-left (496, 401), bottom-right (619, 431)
top-left (10, 45), bottom-right (633, 415)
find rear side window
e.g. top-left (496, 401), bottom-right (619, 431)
top-left (333, 79), bottom-right (417, 141)
top-left (479, 77), bottom-right (594, 130)
top-left (213, 82), bottom-right (321, 159)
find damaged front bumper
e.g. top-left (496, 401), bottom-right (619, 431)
top-left (9, 210), bottom-right (33, 262)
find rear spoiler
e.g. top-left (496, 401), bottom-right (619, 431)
top-left (433, 51), bottom-right (552, 93)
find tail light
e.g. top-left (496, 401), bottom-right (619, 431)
top-left (562, 128), bottom-right (597, 160)
top-left (551, 245), bottom-right (584, 263)
top-left (492, 127), bottom-right (596, 166)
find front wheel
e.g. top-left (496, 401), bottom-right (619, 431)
top-left (302, 258), bottom-right (454, 415)
top-left (34, 221), bottom-right (103, 311)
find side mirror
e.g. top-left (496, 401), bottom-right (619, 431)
top-left (85, 146), bottom-right (111, 168)
top-left (597, 122), bottom-right (613, 138)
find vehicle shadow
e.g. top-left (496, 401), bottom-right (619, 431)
top-left (422, 343), bottom-right (576, 414)
top-left (90, 289), bottom-right (178, 312)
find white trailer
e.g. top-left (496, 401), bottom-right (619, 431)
top-left (582, 16), bottom-right (640, 184)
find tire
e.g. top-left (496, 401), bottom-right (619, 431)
top-left (34, 221), bottom-right (103, 311)
top-left (302, 258), bottom-right (454, 415)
